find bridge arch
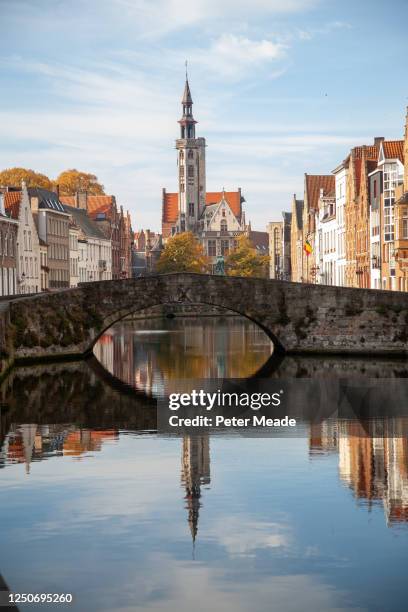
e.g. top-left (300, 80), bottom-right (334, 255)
top-left (3, 272), bottom-right (408, 376)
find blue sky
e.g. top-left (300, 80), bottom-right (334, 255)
top-left (0, 0), bottom-right (407, 231)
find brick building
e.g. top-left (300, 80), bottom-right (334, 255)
top-left (0, 194), bottom-right (18, 296)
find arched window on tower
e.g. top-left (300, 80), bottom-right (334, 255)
top-left (188, 150), bottom-right (194, 159)
top-left (220, 219), bottom-right (228, 234)
top-left (180, 151), bottom-right (184, 162)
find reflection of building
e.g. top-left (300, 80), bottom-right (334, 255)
top-left (310, 418), bottom-right (408, 525)
top-left (1, 424), bottom-right (118, 471)
top-left (181, 435), bottom-right (210, 542)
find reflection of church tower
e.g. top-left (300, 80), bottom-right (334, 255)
top-left (181, 435), bottom-right (210, 542)
top-left (21, 424), bottom-right (37, 474)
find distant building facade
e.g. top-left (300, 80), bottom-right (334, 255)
top-left (0, 194), bottom-right (18, 296)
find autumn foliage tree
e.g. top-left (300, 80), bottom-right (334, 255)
top-left (156, 232), bottom-right (209, 274)
top-left (0, 167), bottom-right (53, 190)
top-left (225, 235), bottom-right (269, 278)
top-left (55, 169), bottom-right (105, 195)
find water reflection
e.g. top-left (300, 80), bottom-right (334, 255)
top-left (93, 316), bottom-right (273, 395)
top-left (2, 317), bottom-right (408, 610)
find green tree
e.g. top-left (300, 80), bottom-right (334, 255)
top-left (0, 167), bottom-right (53, 190)
top-left (56, 169), bottom-right (105, 195)
top-left (225, 235), bottom-right (269, 278)
top-left (156, 232), bottom-right (209, 273)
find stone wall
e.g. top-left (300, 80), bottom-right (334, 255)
top-left (2, 273), bottom-right (408, 376)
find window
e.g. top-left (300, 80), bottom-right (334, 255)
top-left (403, 208), bottom-right (408, 239)
top-left (188, 202), bottom-right (195, 216)
top-left (221, 239), bottom-right (229, 255)
top-left (208, 240), bottom-right (216, 257)
top-left (188, 150), bottom-right (194, 159)
top-left (179, 151), bottom-right (184, 162)
top-left (220, 219), bottom-right (227, 233)
top-left (188, 165), bottom-right (194, 178)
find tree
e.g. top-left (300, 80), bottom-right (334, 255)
top-left (0, 167), bottom-right (53, 190)
top-left (55, 169), bottom-right (105, 195)
top-left (225, 235), bottom-right (269, 278)
top-left (156, 232), bottom-right (209, 274)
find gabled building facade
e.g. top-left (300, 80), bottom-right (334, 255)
top-left (290, 195), bottom-right (304, 282)
top-left (0, 194), bottom-right (18, 296)
top-left (302, 174), bottom-right (335, 283)
top-left (4, 183), bottom-right (41, 294)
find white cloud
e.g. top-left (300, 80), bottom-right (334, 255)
top-left (190, 34), bottom-right (286, 80)
top-left (113, 0), bottom-right (320, 37)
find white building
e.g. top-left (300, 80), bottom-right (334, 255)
top-left (69, 223), bottom-right (80, 287)
top-left (63, 205), bottom-right (112, 282)
top-left (78, 240), bottom-right (87, 284)
top-left (4, 182), bottom-right (40, 294)
top-left (332, 162), bottom-right (348, 286)
top-left (315, 189), bottom-right (337, 285)
top-left (369, 167), bottom-right (382, 289)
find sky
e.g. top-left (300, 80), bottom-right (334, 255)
top-left (0, 0), bottom-right (407, 232)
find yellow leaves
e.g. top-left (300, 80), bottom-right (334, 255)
top-left (0, 167), bottom-right (53, 190)
top-left (0, 167), bottom-right (105, 195)
top-left (156, 232), bottom-right (209, 274)
top-left (56, 169), bottom-right (105, 195)
top-left (225, 235), bottom-right (269, 278)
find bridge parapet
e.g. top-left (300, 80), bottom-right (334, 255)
top-left (1, 273), bottom-right (408, 376)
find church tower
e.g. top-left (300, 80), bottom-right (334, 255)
top-left (176, 69), bottom-right (206, 232)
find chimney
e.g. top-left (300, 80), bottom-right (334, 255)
top-left (54, 183), bottom-right (60, 197)
top-left (374, 136), bottom-right (384, 147)
top-left (30, 196), bottom-right (39, 214)
top-left (77, 191), bottom-right (88, 211)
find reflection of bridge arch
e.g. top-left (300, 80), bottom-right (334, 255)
top-left (3, 272), bottom-right (408, 374)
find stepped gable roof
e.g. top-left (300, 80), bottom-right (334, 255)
top-left (305, 175), bottom-right (335, 211)
top-left (63, 204), bottom-right (108, 240)
top-left (4, 191), bottom-right (22, 219)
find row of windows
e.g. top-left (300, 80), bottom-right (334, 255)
top-left (0, 231), bottom-right (16, 257)
top-left (49, 269), bottom-right (69, 283)
top-left (20, 254), bottom-right (39, 279)
top-left (49, 243), bottom-right (69, 261)
top-left (207, 239), bottom-right (239, 257)
top-left (48, 216), bottom-right (69, 237)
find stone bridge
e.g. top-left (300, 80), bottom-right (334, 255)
top-left (1, 273), bottom-right (408, 376)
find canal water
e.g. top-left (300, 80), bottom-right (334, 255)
top-left (1, 315), bottom-right (408, 611)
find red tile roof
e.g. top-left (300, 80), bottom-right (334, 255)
top-left (353, 145), bottom-right (378, 160)
top-left (162, 190), bottom-right (242, 227)
top-left (162, 192), bottom-right (178, 224)
top-left (305, 175), bottom-right (335, 211)
top-left (4, 191), bottom-right (22, 220)
top-left (382, 140), bottom-right (404, 162)
top-left (87, 195), bottom-right (115, 219)
top-left (59, 195), bottom-right (76, 207)
top-left (206, 191), bottom-right (242, 218)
